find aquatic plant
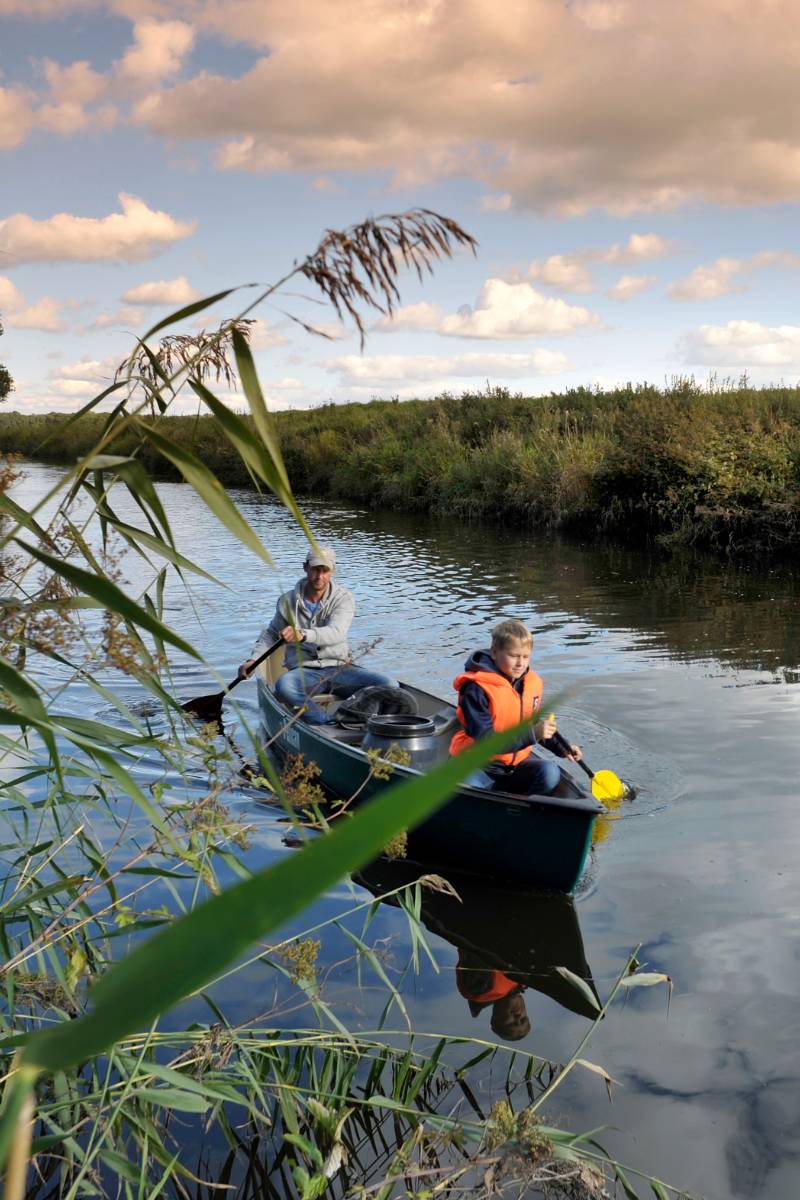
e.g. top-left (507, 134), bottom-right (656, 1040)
top-left (0, 212), bottom-right (691, 1199)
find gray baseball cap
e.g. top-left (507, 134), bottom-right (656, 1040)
top-left (304, 546), bottom-right (336, 570)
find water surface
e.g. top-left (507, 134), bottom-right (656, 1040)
top-left (8, 463), bottom-right (800, 1200)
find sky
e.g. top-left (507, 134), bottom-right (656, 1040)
top-left (3, 0), bottom-right (800, 413)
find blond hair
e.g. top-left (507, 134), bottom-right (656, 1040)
top-left (490, 619), bottom-right (533, 651)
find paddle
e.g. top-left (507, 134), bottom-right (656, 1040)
top-left (181, 637), bottom-right (284, 724)
top-left (547, 721), bottom-right (634, 803)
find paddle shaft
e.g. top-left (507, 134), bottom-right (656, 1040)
top-left (550, 728), bottom-right (595, 781)
top-left (227, 637), bottom-right (284, 693)
top-left (181, 637), bottom-right (283, 719)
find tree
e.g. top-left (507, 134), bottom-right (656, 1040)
top-left (0, 314), bottom-right (14, 402)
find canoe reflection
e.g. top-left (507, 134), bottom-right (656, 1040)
top-left (354, 860), bottom-right (599, 1043)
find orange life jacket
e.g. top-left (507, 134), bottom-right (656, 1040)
top-left (449, 667), bottom-right (543, 766)
top-left (456, 966), bottom-right (520, 1005)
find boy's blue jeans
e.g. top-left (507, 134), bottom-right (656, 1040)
top-left (464, 754), bottom-right (562, 797)
top-left (275, 664), bottom-right (399, 725)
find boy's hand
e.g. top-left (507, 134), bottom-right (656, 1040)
top-left (535, 715), bottom-right (557, 742)
top-left (564, 743), bottom-right (582, 762)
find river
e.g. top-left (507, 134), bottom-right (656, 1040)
top-left (7, 461), bottom-right (800, 1199)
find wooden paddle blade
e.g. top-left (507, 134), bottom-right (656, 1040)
top-left (181, 690), bottom-right (225, 722)
top-left (590, 770), bottom-right (626, 804)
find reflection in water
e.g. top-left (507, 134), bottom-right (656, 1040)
top-left (355, 860), bottom-right (599, 1044)
top-left (317, 504), bottom-right (800, 679)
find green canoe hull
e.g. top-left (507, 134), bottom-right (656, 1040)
top-left (258, 679), bottom-right (601, 894)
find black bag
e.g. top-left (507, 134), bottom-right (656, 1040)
top-left (336, 685), bottom-right (418, 727)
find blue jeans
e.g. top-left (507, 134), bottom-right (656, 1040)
top-left (275, 664), bottom-right (399, 725)
top-left (464, 754), bottom-right (562, 797)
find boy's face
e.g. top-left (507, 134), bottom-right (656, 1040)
top-left (491, 637), bottom-right (532, 680)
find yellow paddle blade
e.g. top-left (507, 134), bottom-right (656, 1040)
top-left (591, 769), bottom-right (625, 804)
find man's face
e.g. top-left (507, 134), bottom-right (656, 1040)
top-left (491, 992), bottom-right (531, 1041)
top-left (491, 637), bottom-right (532, 681)
top-left (305, 563), bottom-right (332, 595)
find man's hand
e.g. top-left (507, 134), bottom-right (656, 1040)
top-left (280, 624), bottom-right (305, 644)
top-left (238, 657), bottom-right (258, 679)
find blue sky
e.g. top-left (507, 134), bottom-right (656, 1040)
top-left (3, 0), bottom-right (800, 412)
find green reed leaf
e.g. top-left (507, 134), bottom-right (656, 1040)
top-left (105, 518), bottom-right (223, 583)
top-left (232, 330), bottom-right (292, 491)
top-left (0, 493), bottom-right (55, 548)
top-left (134, 1087), bottom-right (210, 1113)
top-left (84, 457), bottom-right (174, 546)
top-left (133, 424), bottom-right (274, 567)
top-left (231, 331), bottom-right (316, 543)
top-left (0, 656), bottom-right (59, 770)
top-left (189, 373), bottom-right (314, 542)
top-left (16, 539), bottom-right (200, 660)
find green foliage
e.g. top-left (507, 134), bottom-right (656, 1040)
top-left (5, 377), bottom-right (800, 555)
top-left (0, 313), bottom-right (13, 403)
top-left (0, 363), bottom-right (12, 404)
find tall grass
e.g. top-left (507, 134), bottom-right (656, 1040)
top-left (0, 212), bottom-right (690, 1199)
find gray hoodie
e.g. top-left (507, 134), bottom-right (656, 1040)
top-left (252, 576), bottom-right (355, 669)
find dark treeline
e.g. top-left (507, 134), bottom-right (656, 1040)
top-left (4, 379), bottom-right (800, 555)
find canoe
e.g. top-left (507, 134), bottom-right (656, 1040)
top-left (355, 858), bottom-right (600, 1026)
top-left (256, 654), bottom-right (602, 893)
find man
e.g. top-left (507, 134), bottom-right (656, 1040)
top-left (238, 546), bottom-right (397, 724)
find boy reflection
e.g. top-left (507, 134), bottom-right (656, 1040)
top-left (456, 951), bottom-right (531, 1042)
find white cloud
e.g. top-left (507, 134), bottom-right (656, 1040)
top-left (377, 280), bottom-right (598, 339)
top-left (50, 356), bottom-right (118, 382)
top-left (441, 280), bottom-right (600, 339)
top-left (118, 21), bottom-right (195, 82)
top-left (36, 58), bottom-right (116, 135)
top-left (122, 276), bottom-right (199, 305)
top-left (377, 302), bottom-right (444, 332)
top-left (607, 273), bottom-right (657, 301)
top-left (480, 193), bottom-right (513, 212)
top-left (249, 318), bottom-right (289, 349)
top-left (328, 350), bottom-right (569, 386)
top-left (0, 275), bottom-right (65, 332)
top-left (528, 255), bottom-right (593, 293)
top-left (0, 194), bottom-right (196, 266)
top-left (603, 233), bottom-right (673, 263)
top-left (83, 306), bottom-right (145, 331)
top-left (669, 250), bottom-right (800, 301)
top-left (120, 1), bottom-right (800, 214)
top-left (683, 320), bottom-right (800, 367)
top-left (13, 5), bottom-right (800, 216)
top-left (7, 298), bottom-right (66, 332)
top-left (668, 258), bottom-right (744, 301)
top-left (520, 233), bottom-right (672, 296)
top-left (0, 277), bottom-right (25, 312)
top-left (0, 86), bottom-right (34, 149)
top-left (49, 378), bottom-right (103, 397)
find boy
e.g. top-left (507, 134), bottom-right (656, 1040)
top-left (450, 618), bottom-right (580, 796)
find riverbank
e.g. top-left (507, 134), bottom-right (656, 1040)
top-left (4, 379), bottom-right (800, 554)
